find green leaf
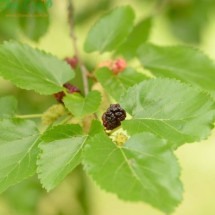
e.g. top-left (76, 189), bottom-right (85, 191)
top-left (0, 118), bottom-right (40, 193)
top-left (96, 67), bottom-right (147, 101)
top-left (0, 41), bottom-right (74, 95)
top-left (84, 6), bottom-right (135, 53)
top-left (138, 43), bottom-right (215, 97)
top-left (83, 131), bottom-right (182, 213)
top-left (116, 17), bottom-right (152, 59)
top-left (2, 177), bottom-right (43, 214)
top-left (0, 4), bottom-right (19, 41)
top-left (0, 96), bottom-right (17, 117)
top-left (120, 78), bottom-right (215, 148)
top-left (166, 0), bottom-right (213, 43)
top-left (0, 0), bottom-right (10, 12)
top-left (18, 0), bottom-right (50, 41)
top-left (88, 120), bottom-right (104, 136)
top-left (63, 91), bottom-right (101, 117)
top-left (75, 0), bottom-right (112, 24)
top-left (37, 124), bottom-right (87, 191)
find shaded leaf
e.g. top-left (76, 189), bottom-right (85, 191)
top-left (18, 0), bottom-right (49, 41)
top-left (84, 6), bottom-right (135, 53)
top-left (138, 43), bottom-right (215, 97)
top-left (96, 67), bottom-right (147, 100)
top-left (166, 0), bottom-right (214, 43)
top-left (0, 118), bottom-right (40, 193)
top-left (116, 17), bottom-right (152, 59)
top-left (64, 91), bottom-right (101, 117)
top-left (0, 96), bottom-right (17, 117)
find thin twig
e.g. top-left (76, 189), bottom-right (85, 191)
top-left (152, 0), bottom-right (169, 16)
top-left (15, 114), bottom-right (43, 119)
top-left (67, 0), bottom-right (89, 96)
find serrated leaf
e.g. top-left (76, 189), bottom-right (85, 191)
top-left (120, 78), bottom-right (215, 148)
top-left (0, 96), bottom-right (17, 117)
top-left (37, 124), bottom-right (87, 191)
top-left (63, 91), bottom-right (101, 117)
top-left (96, 67), bottom-right (147, 101)
top-left (18, 0), bottom-right (49, 41)
top-left (84, 6), bottom-right (135, 53)
top-left (83, 131), bottom-right (182, 213)
top-left (0, 41), bottom-right (74, 94)
top-left (138, 43), bottom-right (215, 97)
top-left (0, 118), bottom-right (40, 193)
top-left (116, 17), bottom-right (152, 59)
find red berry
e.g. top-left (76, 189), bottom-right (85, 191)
top-left (63, 83), bottom-right (80, 94)
top-left (54, 91), bottom-right (65, 103)
top-left (97, 58), bottom-right (127, 75)
top-left (65, 56), bottom-right (79, 69)
top-left (54, 83), bottom-right (80, 103)
top-left (111, 58), bottom-right (127, 75)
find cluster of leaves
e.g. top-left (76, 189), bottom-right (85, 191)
top-left (1, 5), bottom-right (215, 215)
top-left (1, 0), bottom-right (215, 44)
top-left (0, 0), bottom-right (50, 42)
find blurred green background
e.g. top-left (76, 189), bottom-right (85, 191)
top-left (1, 0), bottom-right (215, 214)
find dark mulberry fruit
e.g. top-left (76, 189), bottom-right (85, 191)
top-left (102, 104), bottom-right (126, 130)
top-left (54, 83), bottom-right (80, 103)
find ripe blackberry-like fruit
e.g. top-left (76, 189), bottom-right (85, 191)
top-left (102, 104), bottom-right (126, 130)
top-left (54, 83), bottom-right (80, 103)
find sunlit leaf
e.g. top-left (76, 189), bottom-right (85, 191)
top-left (38, 124), bottom-right (87, 191)
top-left (0, 41), bottom-right (74, 94)
top-left (83, 131), bottom-right (182, 213)
top-left (121, 78), bottom-right (215, 148)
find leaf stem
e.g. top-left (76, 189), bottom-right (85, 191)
top-left (61, 115), bottom-right (73, 124)
top-left (15, 114), bottom-right (43, 119)
top-left (67, 0), bottom-right (89, 96)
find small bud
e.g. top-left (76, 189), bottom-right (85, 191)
top-left (111, 58), bottom-right (127, 75)
top-left (65, 56), bottom-right (79, 69)
top-left (114, 132), bottom-right (128, 147)
top-left (97, 58), bottom-right (127, 75)
top-left (42, 104), bottom-right (66, 126)
top-left (110, 130), bottom-right (129, 147)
